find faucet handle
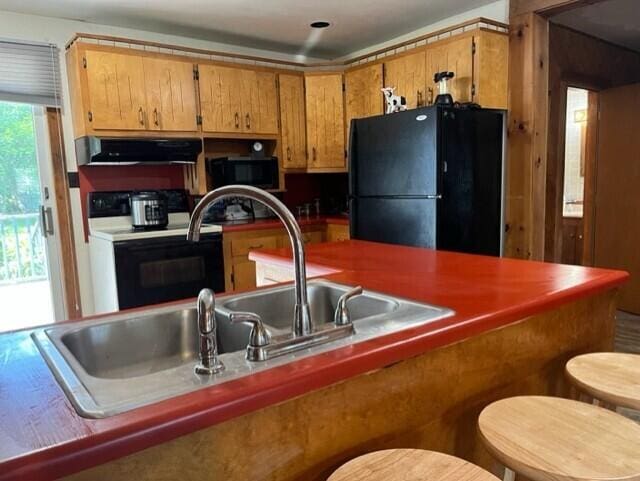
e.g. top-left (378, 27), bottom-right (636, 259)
top-left (334, 286), bottom-right (363, 326)
top-left (230, 312), bottom-right (271, 347)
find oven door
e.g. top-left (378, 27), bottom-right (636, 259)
top-left (113, 234), bottom-right (224, 310)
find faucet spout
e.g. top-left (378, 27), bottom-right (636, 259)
top-left (187, 185), bottom-right (312, 336)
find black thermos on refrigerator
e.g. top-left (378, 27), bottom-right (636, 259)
top-left (348, 105), bottom-right (506, 256)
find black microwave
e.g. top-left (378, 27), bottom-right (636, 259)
top-left (207, 156), bottom-right (279, 189)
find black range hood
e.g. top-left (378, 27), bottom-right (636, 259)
top-left (75, 136), bottom-right (202, 166)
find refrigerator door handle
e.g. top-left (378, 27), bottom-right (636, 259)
top-left (426, 194), bottom-right (442, 200)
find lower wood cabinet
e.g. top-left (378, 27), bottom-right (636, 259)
top-left (326, 223), bottom-right (350, 242)
top-left (223, 226), bottom-right (326, 292)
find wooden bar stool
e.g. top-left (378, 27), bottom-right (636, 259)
top-left (478, 396), bottom-right (640, 481)
top-left (566, 352), bottom-right (640, 410)
top-left (327, 449), bottom-right (500, 481)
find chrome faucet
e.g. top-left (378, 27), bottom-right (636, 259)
top-left (187, 185), bottom-right (313, 336)
top-left (194, 288), bottom-right (224, 375)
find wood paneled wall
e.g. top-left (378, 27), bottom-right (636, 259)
top-left (505, 13), bottom-right (549, 260)
top-left (545, 24), bottom-right (640, 261)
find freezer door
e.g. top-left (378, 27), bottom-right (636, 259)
top-left (349, 107), bottom-right (439, 197)
top-left (437, 108), bottom-right (504, 256)
top-left (350, 197), bottom-right (437, 248)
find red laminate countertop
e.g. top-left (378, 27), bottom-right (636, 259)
top-left (0, 241), bottom-right (628, 481)
top-left (218, 215), bottom-right (349, 232)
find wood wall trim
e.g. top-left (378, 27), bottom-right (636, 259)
top-left (65, 17), bottom-right (508, 70)
top-left (505, 13), bottom-right (549, 260)
top-left (46, 108), bottom-right (82, 319)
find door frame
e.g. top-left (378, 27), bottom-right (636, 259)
top-left (33, 107), bottom-right (82, 320)
top-left (506, 0), bottom-right (610, 260)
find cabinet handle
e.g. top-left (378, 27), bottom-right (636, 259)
top-left (428, 88), bottom-right (434, 105)
top-left (234, 112), bottom-right (240, 128)
top-left (312, 147), bottom-right (317, 162)
top-left (245, 113), bottom-right (251, 129)
top-left (153, 108), bottom-right (159, 126)
top-left (248, 244), bottom-right (264, 250)
top-left (138, 107), bottom-right (145, 126)
top-left (286, 146), bottom-right (291, 161)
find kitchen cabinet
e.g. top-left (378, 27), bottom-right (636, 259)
top-left (426, 36), bottom-right (474, 104)
top-left (84, 50), bottom-right (147, 131)
top-left (223, 226), bottom-right (325, 291)
top-left (345, 64), bottom-right (383, 137)
top-left (305, 73), bottom-right (346, 172)
top-left (278, 74), bottom-right (307, 169)
top-left (199, 65), bottom-right (279, 135)
top-left (472, 31), bottom-right (509, 110)
top-left (198, 65), bottom-right (243, 133)
top-left (143, 58), bottom-right (198, 132)
top-left (326, 223), bottom-right (350, 242)
top-left (383, 51), bottom-right (427, 109)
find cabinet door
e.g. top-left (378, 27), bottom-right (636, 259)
top-left (279, 74), bottom-right (307, 169)
top-left (305, 74), bottom-right (346, 170)
top-left (198, 64), bottom-right (242, 133)
top-left (473, 32), bottom-right (509, 109)
top-left (255, 71), bottom-right (279, 134)
top-left (383, 51), bottom-right (427, 109)
top-left (232, 260), bottom-right (257, 291)
top-left (85, 50), bottom-right (147, 130)
top-left (345, 64), bottom-right (383, 137)
top-left (426, 37), bottom-right (474, 104)
top-left (143, 58), bottom-right (198, 132)
top-left (239, 69), bottom-right (260, 133)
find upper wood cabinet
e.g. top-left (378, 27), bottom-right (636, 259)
top-left (345, 64), bottom-right (383, 136)
top-left (199, 65), bottom-right (279, 135)
top-left (278, 74), bottom-right (307, 169)
top-left (84, 50), bottom-right (147, 131)
top-left (305, 73), bottom-right (346, 172)
top-left (383, 51), bottom-right (427, 109)
top-left (473, 31), bottom-right (509, 110)
top-left (142, 58), bottom-right (198, 132)
top-left (426, 36), bottom-right (474, 104)
top-left (381, 31), bottom-right (508, 111)
top-left (199, 64), bottom-right (243, 133)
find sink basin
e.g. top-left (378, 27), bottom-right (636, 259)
top-left (59, 308), bottom-right (250, 379)
top-left (32, 280), bottom-right (454, 418)
top-left (218, 282), bottom-right (399, 331)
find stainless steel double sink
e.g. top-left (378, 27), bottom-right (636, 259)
top-left (32, 280), bottom-right (453, 418)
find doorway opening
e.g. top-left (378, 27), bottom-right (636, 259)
top-left (0, 100), bottom-right (64, 331)
top-left (560, 86), bottom-right (598, 266)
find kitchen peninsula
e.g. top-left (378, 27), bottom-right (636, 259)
top-left (0, 241), bottom-right (627, 481)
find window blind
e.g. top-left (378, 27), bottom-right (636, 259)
top-left (0, 39), bottom-right (62, 107)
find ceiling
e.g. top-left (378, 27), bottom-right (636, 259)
top-left (551, 0), bottom-right (640, 53)
top-left (0, 0), bottom-right (498, 59)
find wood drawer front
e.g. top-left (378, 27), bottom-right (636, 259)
top-left (302, 231), bottom-right (323, 244)
top-left (231, 235), bottom-right (278, 257)
top-left (327, 224), bottom-right (350, 242)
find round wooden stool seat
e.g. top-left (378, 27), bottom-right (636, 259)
top-left (566, 352), bottom-right (640, 410)
top-left (479, 396), bottom-right (640, 481)
top-left (327, 449), bottom-right (500, 481)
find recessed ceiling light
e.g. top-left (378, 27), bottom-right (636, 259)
top-left (310, 21), bottom-right (331, 29)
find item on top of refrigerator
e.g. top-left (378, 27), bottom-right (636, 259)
top-left (381, 87), bottom-right (407, 114)
top-left (434, 71), bottom-right (455, 105)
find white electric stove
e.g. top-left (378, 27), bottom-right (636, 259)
top-left (87, 190), bottom-right (225, 314)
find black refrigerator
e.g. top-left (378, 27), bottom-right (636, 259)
top-left (349, 105), bottom-right (505, 256)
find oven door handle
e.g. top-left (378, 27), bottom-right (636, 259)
top-left (114, 236), bottom-right (221, 251)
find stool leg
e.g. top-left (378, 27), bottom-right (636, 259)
top-left (504, 467), bottom-right (516, 481)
